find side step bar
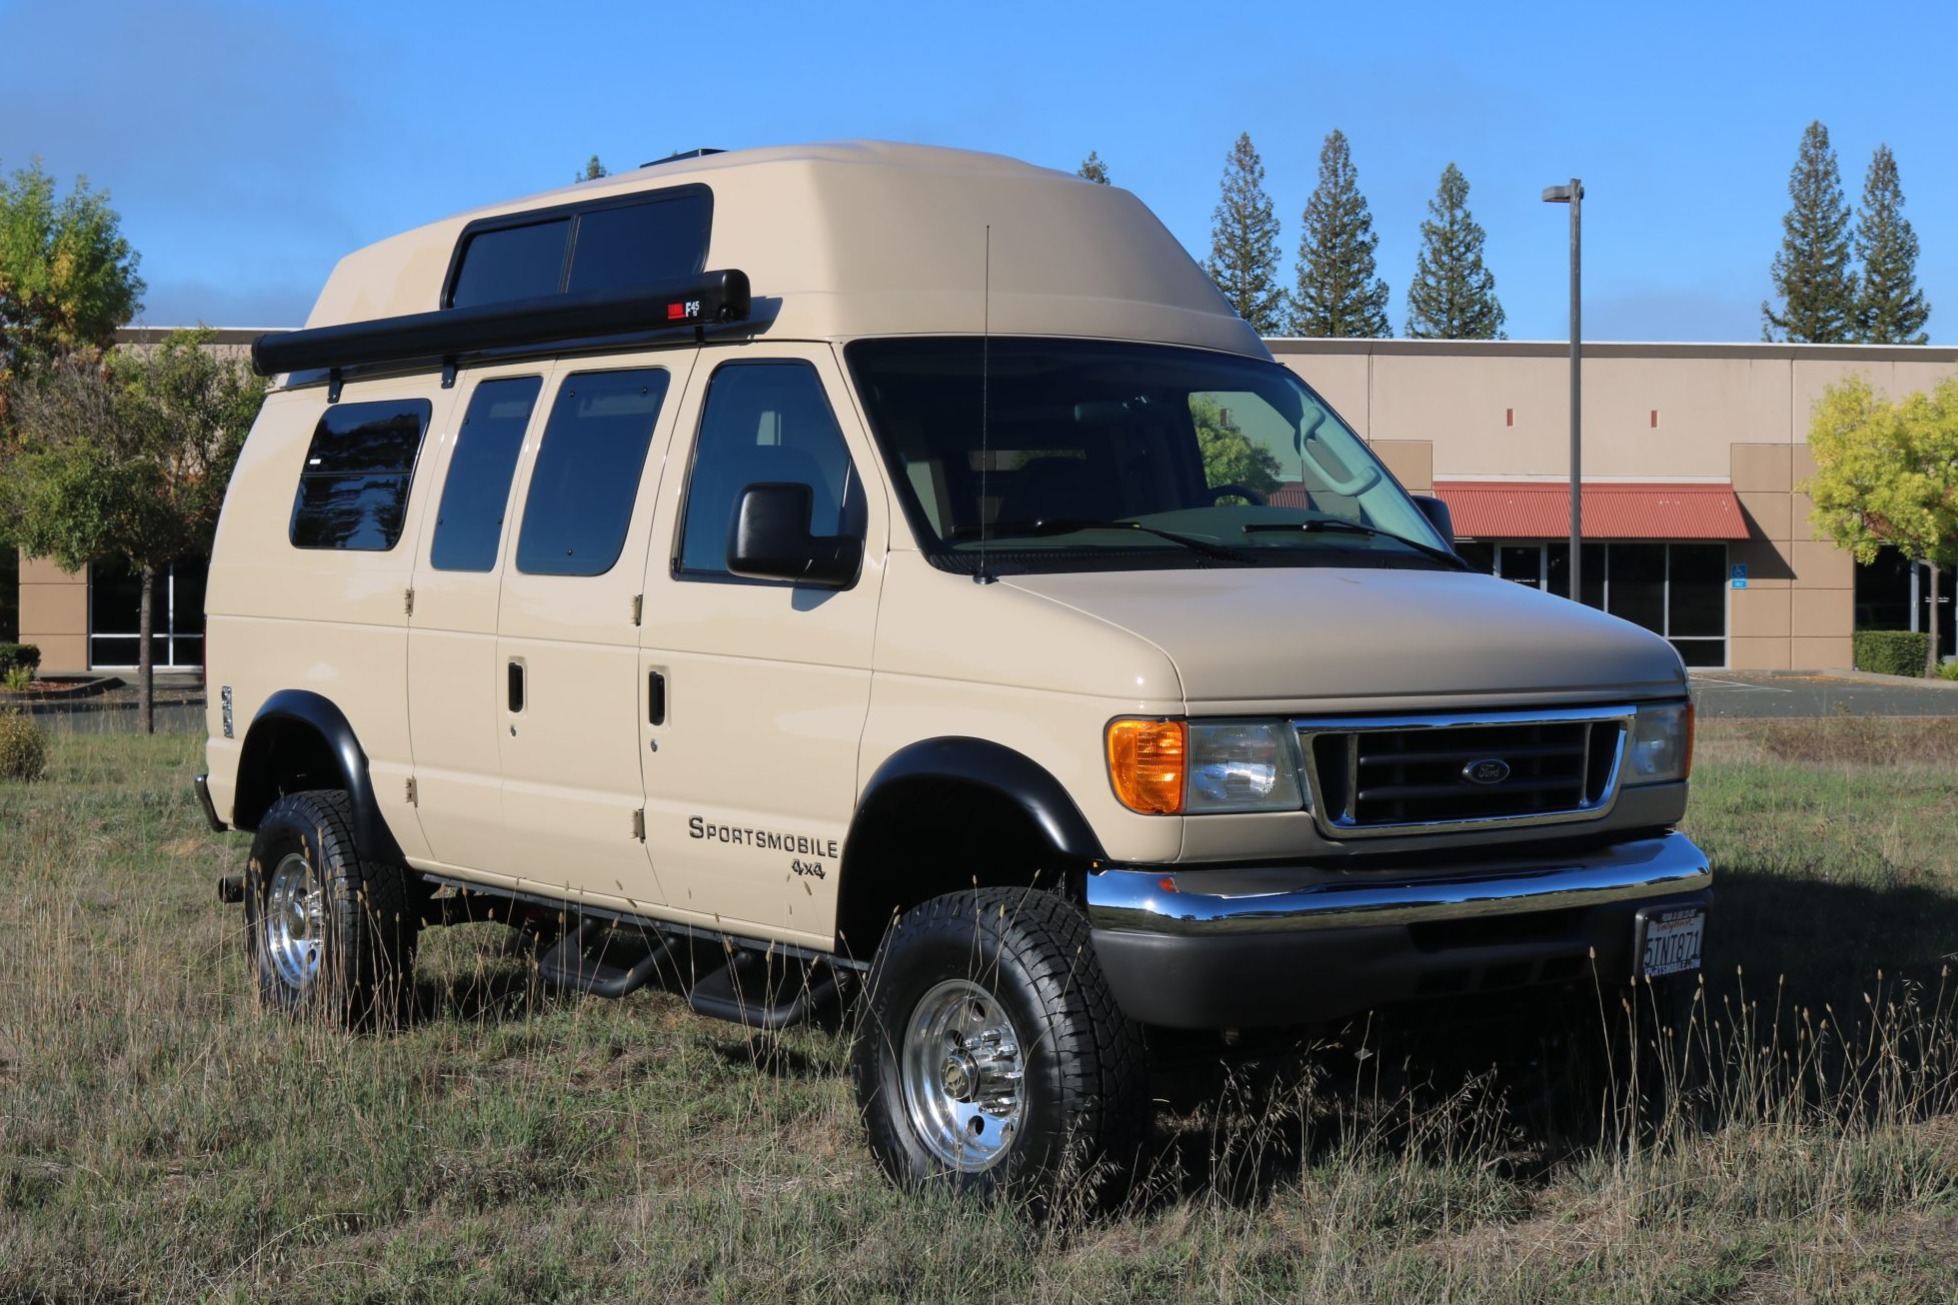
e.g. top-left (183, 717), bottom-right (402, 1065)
top-left (538, 918), bottom-right (674, 1000)
top-left (687, 949), bottom-right (842, 1030)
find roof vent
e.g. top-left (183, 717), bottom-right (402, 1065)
top-left (641, 148), bottom-right (724, 169)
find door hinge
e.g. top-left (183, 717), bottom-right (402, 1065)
top-left (631, 808), bottom-right (646, 842)
top-left (404, 587), bottom-right (416, 617)
top-left (630, 593), bottom-right (643, 626)
top-left (405, 777), bottom-right (418, 806)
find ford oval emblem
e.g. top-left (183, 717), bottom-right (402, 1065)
top-left (1462, 758), bottom-right (1511, 785)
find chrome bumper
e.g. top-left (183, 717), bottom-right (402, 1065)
top-left (1084, 833), bottom-right (1709, 936)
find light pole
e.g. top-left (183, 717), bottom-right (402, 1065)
top-left (1542, 179), bottom-right (1583, 603)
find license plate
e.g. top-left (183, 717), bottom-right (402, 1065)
top-left (1635, 906), bottom-right (1705, 978)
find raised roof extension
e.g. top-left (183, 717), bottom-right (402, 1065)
top-left (295, 141), bottom-right (1261, 364)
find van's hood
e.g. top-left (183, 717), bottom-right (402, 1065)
top-left (1002, 566), bottom-right (1687, 705)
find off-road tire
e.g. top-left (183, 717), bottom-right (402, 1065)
top-left (852, 887), bottom-right (1150, 1205)
top-left (244, 789), bottom-right (419, 1029)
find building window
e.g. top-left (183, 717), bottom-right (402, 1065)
top-left (88, 557), bottom-right (206, 669)
top-left (1855, 546), bottom-right (1954, 653)
top-left (1469, 539), bottom-right (1727, 667)
top-left (0, 549), bottom-right (17, 643)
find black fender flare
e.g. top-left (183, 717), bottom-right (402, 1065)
top-left (234, 689), bottom-right (404, 863)
top-left (841, 736), bottom-right (1107, 874)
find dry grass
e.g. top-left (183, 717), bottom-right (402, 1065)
top-left (2, 723), bottom-right (1957, 1301)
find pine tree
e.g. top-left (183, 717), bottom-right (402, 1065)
top-left (1204, 133), bottom-right (1286, 334)
top-left (1762, 121), bottom-right (1857, 343)
top-left (576, 155), bottom-right (608, 182)
top-left (1077, 151), bottom-right (1111, 185)
top-left (1405, 162), bottom-right (1506, 340)
top-left (1291, 129), bottom-right (1391, 338)
top-left (1854, 144), bottom-right (1930, 344)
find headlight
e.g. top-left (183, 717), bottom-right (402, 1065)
top-left (1625, 702), bottom-right (1694, 784)
top-left (1107, 718), bottom-right (1306, 815)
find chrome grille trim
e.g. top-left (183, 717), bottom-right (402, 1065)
top-left (1296, 705), bottom-right (1636, 839)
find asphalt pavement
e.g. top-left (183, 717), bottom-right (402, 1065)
top-left (1690, 670), bottom-right (1958, 719)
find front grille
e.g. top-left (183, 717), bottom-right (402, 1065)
top-left (1300, 708), bottom-right (1630, 836)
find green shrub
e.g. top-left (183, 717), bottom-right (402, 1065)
top-left (1939, 659), bottom-right (1958, 682)
top-left (1854, 630), bottom-right (1931, 677)
top-left (0, 709), bottom-right (47, 780)
top-left (2, 665), bottom-right (31, 691)
top-left (0, 643), bottom-right (40, 675)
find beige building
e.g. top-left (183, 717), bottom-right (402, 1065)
top-left (6, 332), bottom-right (1954, 674)
top-left (1270, 338), bottom-right (1958, 671)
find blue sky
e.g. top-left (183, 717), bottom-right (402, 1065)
top-left (3, 0), bottom-right (1955, 341)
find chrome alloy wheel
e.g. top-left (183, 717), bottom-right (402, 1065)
top-left (900, 978), bottom-right (1027, 1171)
top-left (265, 851), bottom-right (325, 991)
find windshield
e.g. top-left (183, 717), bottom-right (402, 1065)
top-left (845, 337), bottom-right (1452, 575)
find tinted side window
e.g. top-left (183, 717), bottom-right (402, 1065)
top-left (678, 362), bottom-right (865, 577)
top-left (565, 193), bottom-right (712, 295)
top-left (290, 399), bottom-right (432, 551)
top-left (429, 377), bottom-right (543, 572)
top-left (449, 219), bottom-right (571, 309)
top-left (515, 369), bottom-right (670, 577)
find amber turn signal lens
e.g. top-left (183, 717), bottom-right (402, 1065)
top-left (1107, 718), bottom-right (1187, 814)
top-left (1682, 702), bottom-right (1696, 780)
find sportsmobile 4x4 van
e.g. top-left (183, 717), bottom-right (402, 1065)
top-left (200, 141), bottom-right (1708, 1198)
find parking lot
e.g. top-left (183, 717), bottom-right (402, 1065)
top-left (1691, 670), bottom-right (1958, 719)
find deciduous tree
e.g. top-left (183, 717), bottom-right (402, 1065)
top-left (1204, 133), bottom-right (1286, 335)
top-left (0, 160), bottom-right (144, 421)
top-left (1763, 121), bottom-right (1857, 343)
top-left (1854, 144), bottom-right (1930, 345)
top-left (1405, 163), bottom-right (1505, 340)
top-left (0, 331), bottom-right (264, 728)
top-left (1804, 375), bottom-right (1958, 674)
top-left (1291, 130), bottom-right (1391, 339)
top-left (1192, 395), bottom-right (1281, 498)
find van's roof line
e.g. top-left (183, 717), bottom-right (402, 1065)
top-left (296, 140), bottom-right (1266, 362)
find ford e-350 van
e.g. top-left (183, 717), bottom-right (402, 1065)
top-left (200, 141), bottom-right (1708, 1198)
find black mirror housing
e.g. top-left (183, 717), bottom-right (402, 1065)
top-left (1412, 494), bottom-right (1456, 550)
top-left (727, 482), bottom-right (863, 588)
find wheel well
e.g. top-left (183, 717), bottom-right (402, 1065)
top-left (834, 777), bottom-right (1085, 961)
top-left (233, 718), bottom-right (343, 832)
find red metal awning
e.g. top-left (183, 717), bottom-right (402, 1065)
top-left (1433, 480), bottom-right (1750, 541)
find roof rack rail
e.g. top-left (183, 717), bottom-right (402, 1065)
top-left (641, 148), bottom-right (724, 169)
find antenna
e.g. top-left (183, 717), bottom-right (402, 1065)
top-left (976, 224), bottom-right (995, 585)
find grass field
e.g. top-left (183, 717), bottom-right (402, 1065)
top-left (3, 721), bottom-right (1957, 1302)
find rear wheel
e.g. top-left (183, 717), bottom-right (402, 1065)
top-left (244, 790), bottom-right (418, 1029)
top-left (852, 888), bottom-right (1149, 1205)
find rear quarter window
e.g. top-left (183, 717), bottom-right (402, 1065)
top-left (289, 399), bottom-right (432, 551)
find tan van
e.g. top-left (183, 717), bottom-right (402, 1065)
top-left (199, 141), bottom-right (1709, 1198)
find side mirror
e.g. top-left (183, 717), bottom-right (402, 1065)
top-left (1412, 495), bottom-right (1456, 550)
top-left (727, 482), bottom-right (863, 588)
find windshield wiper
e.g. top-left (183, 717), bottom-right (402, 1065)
top-left (962, 518), bottom-right (1253, 563)
top-left (1242, 518), bottom-right (1470, 569)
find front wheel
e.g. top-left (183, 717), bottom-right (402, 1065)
top-left (851, 888), bottom-right (1149, 1205)
top-left (244, 790), bottom-right (419, 1029)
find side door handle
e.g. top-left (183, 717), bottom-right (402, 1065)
top-left (648, 669), bottom-right (666, 726)
top-left (507, 659), bottom-right (526, 713)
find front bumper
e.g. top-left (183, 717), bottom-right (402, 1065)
top-left (1085, 832), bottom-right (1709, 1028)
